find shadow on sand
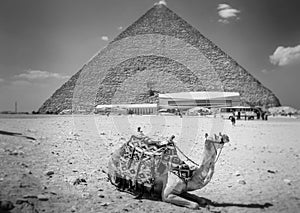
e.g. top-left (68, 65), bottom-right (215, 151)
top-left (135, 191), bottom-right (273, 210)
top-left (0, 130), bottom-right (36, 141)
top-left (181, 192), bottom-right (272, 209)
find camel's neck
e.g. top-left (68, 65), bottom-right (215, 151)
top-left (187, 141), bottom-right (217, 191)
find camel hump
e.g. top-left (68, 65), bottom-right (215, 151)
top-left (108, 135), bottom-right (186, 191)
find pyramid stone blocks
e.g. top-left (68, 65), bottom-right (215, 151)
top-left (38, 4), bottom-right (280, 113)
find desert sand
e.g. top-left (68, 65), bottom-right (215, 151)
top-left (0, 114), bottom-right (299, 213)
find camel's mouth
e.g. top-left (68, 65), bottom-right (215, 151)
top-left (223, 139), bottom-right (230, 143)
top-left (221, 135), bottom-right (230, 144)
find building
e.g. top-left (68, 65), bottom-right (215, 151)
top-left (95, 104), bottom-right (157, 115)
top-left (159, 92), bottom-right (240, 110)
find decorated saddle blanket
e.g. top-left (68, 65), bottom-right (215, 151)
top-left (111, 135), bottom-right (194, 187)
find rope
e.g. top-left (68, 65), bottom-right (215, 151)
top-left (214, 146), bottom-right (223, 164)
top-left (211, 141), bottom-right (223, 164)
top-left (173, 143), bottom-right (200, 167)
top-left (174, 140), bottom-right (224, 167)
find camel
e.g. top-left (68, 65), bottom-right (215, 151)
top-left (108, 133), bottom-right (230, 209)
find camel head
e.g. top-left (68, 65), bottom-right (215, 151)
top-left (204, 133), bottom-right (230, 150)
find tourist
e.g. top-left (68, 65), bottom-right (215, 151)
top-left (237, 111), bottom-right (241, 120)
top-left (231, 114), bottom-right (236, 126)
top-left (265, 113), bottom-right (268, 120)
top-left (262, 111), bottom-right (265, 120)
top-left (256, 111), bottom-right (260, 119)
top-left (178, 111), bottom-right (182, 118)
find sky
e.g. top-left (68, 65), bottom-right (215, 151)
top-left (0, 0), bottom-right (300, 112)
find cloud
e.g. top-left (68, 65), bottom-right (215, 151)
top-left (0, 78), bottom-right (4, 83)
top-left (11, 80), bottom-right (32, 86)
top-left (217, 3), bottom-right (240, 23)
top-left (218, 4), bottom-right (230, 10)
top-left (15, 70), bottom-right (70, 80)
top-left (118, 26), bottom-right (123, 30)
top-left (218, 19), bottom-right (229, 24)
top-left (101, 36), bottom-right (109, 41)
top-left (269, 45), bottom-right (300, 66)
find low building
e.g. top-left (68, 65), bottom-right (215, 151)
top-left (158, 92), bottom-right (240, 110)
top-left (95, 104), bottom-right (157, 115)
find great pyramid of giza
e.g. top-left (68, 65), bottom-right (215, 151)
top-left (38, 3), bottom-right (280, 113)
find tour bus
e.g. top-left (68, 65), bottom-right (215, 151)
top-left (219, 106), bottom-right (256, 120)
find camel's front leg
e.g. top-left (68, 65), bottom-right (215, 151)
top-left (163, 193), bottom-right (200, 209)
top-left (161, 172), bottom-right (199, 209)
top-left (180, 192), bottom-right (212, 207)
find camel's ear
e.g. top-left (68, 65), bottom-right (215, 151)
top-left (205, 133), bottom-right (208, 138)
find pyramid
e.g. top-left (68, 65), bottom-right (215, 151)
top-left (38, 3), bottom-right (280, 113)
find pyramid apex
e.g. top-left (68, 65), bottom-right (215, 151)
top-left (154, 0), bottom-right (167, 6)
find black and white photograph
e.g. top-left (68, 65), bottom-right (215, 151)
top-left (0, 0), bottom-right (299, 212)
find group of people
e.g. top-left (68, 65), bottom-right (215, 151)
top-left (230, 110), bottom-right (269, 126)
top-left (260, 111), bottom-right (269, 120)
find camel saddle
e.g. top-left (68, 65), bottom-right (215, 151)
top-left (112, 135), bottom-right (194, 188)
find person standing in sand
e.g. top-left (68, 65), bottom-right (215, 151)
top-left (178, 110), bottom-right (182, 118)
top-left (231, 113), bottom-right (236, 126)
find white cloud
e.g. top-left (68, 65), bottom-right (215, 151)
top-left (218, 19), bottom-right (229, 24)
top-left (118, 26), bottom-right (123, 30)
top-left (11, 80), bottom-right (32, 86)
top-left (0, 78), bottom-right (4, 83)
top-left (101, 36), bottom-right (109, 41)
top-left (15, 70), bottom-right (69, 80)
top-left (218, 8), bottom-right (240, 18)
top-left (270, 45), bottom-right (300, 66)
top-left (218, 4), bottom-right (230, 10)
top-left (217, 3), bottom-right (240, 23)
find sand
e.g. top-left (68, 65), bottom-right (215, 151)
top-left (0, 114), bottom-right (299, 213)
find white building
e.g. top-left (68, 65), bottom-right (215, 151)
top-left (158, 92), bottom-right (240, 110)
top-left (95, 104), bottom-right (157, 115)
